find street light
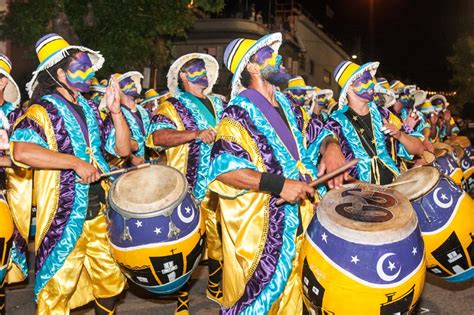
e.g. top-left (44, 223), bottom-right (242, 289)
top-left (351, 55), bottom-right (357, 59)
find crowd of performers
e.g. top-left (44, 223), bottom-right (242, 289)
top-left (0, 31), bottom-right (472, 315)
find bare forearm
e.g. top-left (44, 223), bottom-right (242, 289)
top-left (12, 142), bottom-right (80, 170)
top-left (430, 125), bottom-right (437, 139)
top-left (111, 113), bottom-right (132, 157)
top-left (398, 133), bottom-right (424, 156)
top-left (152, 129), bottom-right (198, 147)
top-left (320, 136), bottom-right (339, 155)
top-left (216, 169), bottom-right (262, 191)
top-left (0, 156), bottom-right (12, 167)
top-left (422, 128), bottom-right (430, 140)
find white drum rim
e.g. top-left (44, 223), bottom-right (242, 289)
top-left (317, 183), bottom-right (419, 245)
top-left (393, 166), bottom-right (440, 200)
top-left (108, 165), bottom-right (190, 219)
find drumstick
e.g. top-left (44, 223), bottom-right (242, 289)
top-left (276, 158), bottom-right (359, 206)
top-left (383, 179), bottom-right (418, 188)
top-left (75, 163), bottom-right (151, 182)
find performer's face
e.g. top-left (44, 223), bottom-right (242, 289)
top-left (65, 52), bottom-right (95, 92)
top-left (183, 59), bottom-right (209, 89)
top-left (254, 46), bottom-right (291, 85)
top-left (119, 77), bottom-right (140, 98)
top-left (287, 89), bottom-right (309, 106)
top-left (431, 99), bottom-right (445, 112)
top-left (399, 93), bottom-right (415, 108)
top-left (352, 70), bottom-right (376, 101)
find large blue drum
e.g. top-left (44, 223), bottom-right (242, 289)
top-left (107, 165), bottom-right (205, 294)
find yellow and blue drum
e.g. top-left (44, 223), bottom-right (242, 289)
top-left (451, 145), bottom-right (474, 192)
top-left (301, 183), bottom-right (425, 314)
top-left (107, 165), bottom-right (205, 294)
top-left (0, 195), bottom-right (13, 285)
top-left (426, 143), bottom-right (464, 186)
top-left (393, 166), bottom-right (474, 282)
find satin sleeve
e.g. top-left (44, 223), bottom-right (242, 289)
top-left (10, 105), bottom-right (50, 168)
top-left (208, 117), bottom-right (260, 198)
top-left (146, 101), bottom-right (179, 149)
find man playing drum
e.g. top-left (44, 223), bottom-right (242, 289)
top-left (10, 33), bottom-right (131, 314)
top-left (147, 53), bottom-right (225, 314)
top-left (0, 53), bottom-right (28, 314)
top-left (208, 32), bottom-right (346, 314)
top-left (322, 61), bottom-right (424, 185)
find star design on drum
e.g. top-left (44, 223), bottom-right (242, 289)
top-left (387, 261), bottom-right (396, 271)
top-left (185, 206), bottom-right (192, 214)
top-left (440, 193), bottom-right (448, 200)
top-left (321, 232), bottom-right (328, 243)
top-left (154, 227), bottom-right (162, 235)
top-left (412, 247), bottom-right (417, 256)
top-left (135, 220), bottom-right (143, 228)
top-left (351, 255), bottom-right (360, 264)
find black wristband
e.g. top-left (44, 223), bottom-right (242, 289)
top-left (259, 172), bottom-right (285, 195)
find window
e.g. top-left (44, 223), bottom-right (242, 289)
top-left (323, 69), bottom-right (331, 85)
top-left (203, 47), bottom-right (217, 58)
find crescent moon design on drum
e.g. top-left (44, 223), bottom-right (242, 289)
top-left (177, 203), bottom-right (195, 224)
top-left (433, 188), bottom-right (453, 209)
top-left (376, 253), bottom-right (401, 282)
top-left (461, 159), bottom-right (470, 170)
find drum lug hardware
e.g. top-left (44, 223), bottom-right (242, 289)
top-left (121, 220), bottom-right (133, 242)
top-left (168, 220), bottom-right (181, 239)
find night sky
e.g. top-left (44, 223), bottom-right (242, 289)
top-left (235, 0), bottom-right (473, 91)
top-left (298, 0), bottom-right (474, 91)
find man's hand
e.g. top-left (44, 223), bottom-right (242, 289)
top-left (196, 128), bottom-right (217, 144)
top-left (319, 141), bottom-right (349, 189)
top-left (73, 158), bottom-right (100, 184)
top-left (423, 139), bottom-right (434, 153)
top-left (0, 129), bottom-right (9, 150)
top-left (443, 109), bottom-right (452, 122)
top-left (382, 118), bottom-right (402, 140)
top-left (130, 154), bottom-right (145, 166)
top-left (105, 77), bottom-right (122, 114)
top-left (279, 179), bottom-right (314, 204)
top-left (404, 111), bottom-right (420, 130)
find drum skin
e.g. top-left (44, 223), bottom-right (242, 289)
top-left (394, 167), bottom-right (474, 282)
top-left (0, 196), bottom-right (13, 284)
top-left (107, 166), bottom-right (205, 294)
top-left (301, 184), bottom-right (425, 314)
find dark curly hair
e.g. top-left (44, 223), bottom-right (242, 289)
top-left (31, 48), bottom-right (81, 101)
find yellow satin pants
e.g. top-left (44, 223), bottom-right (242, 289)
top-left (37, 213), bottom-right (126, 315)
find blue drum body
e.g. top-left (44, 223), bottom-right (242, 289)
top-left (107, 165), bottom-right (205, 294)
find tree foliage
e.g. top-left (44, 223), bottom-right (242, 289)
top-left (0, 0), bottom-right (224, 75)
top-left (448, 35), bottom-right (474, 110)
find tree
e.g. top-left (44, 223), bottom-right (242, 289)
top-left (0, 0), bottom-right (224, 76)
top-left (447, 35), bottom-right (474, 113)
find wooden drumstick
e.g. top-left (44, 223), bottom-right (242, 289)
top-left (383, 179), bottom-right (418, 188)
top-left (276, 158), bottom-right (360, 206)
top-left (75, 162), bottom-right (151, 182)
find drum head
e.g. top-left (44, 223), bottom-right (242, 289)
top-left (422, 151), bottom-right (435, 163)
top-left (445, 136), bottom-right (471, 148)
top-left (109, 165), bottom-right (187, 217)
top-left (317, 183), bottom-right (418, 245)
top-left (433, 142), bottom-right (453, 153)
top-left (392, 166), bottom-right (440, 200)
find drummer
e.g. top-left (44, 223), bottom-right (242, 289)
top-left (140, 88), bottom-right (169, 116)
top-left (104, 71), bottom-right (152, 166)
top-left (147, 53), bottom-right (225, 313)
top-left (389, 81), bottom-right (433, 152)
top-left (0, 53), bottom-right (28, 313)
top-left (9, 34), bottom-right (131, 314)
top-left (208, 32), bottom-right (346, 314)
top-left (430, 94), bottom-right (459, 141)
top-left (323, 61), bottom-right (424, 185)
top-left (420, 100), bottom-right (441, 143)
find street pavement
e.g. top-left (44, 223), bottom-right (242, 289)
top-left (5, 261), bottom-right (474, 314)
